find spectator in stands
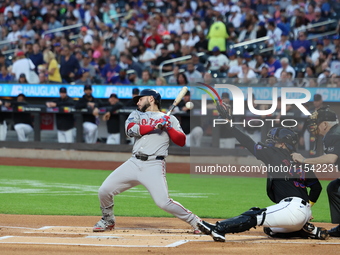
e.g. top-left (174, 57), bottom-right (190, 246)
top-left (18, 73), bottom-right (28, 84)
top-left (194, 31), bottom-right (208, 53)
top-left (102, 93), bottom-right (124, 145)
top-left (317, 67), bottom-right (332, 87)
top-left (151, 46), bottom-right (173, 76)
top-left (238, 63), bottom-right (257, 84)
top-left (310, 40), bottom-right (324, 65)
top-left (228, 8), bottom-right (242, 29)
top-left (28, 43), bottom-right (44, 74)
top-left (4, 1), bottom-right (20, 18)
top-left (80, 53), bottom-right (97, 81)
top-left (292, 31), bottom-right (311, 56)
top-left (207, 46), bottom-right (229, 76)
top-left (109, 69), bottom-right (130, 85)
top-left (323, 36), bottom-right (336, 53)
top-left (291, 50), bottom-right (305, 67)
top-left (156, 76), bottom-right (167, 86)
top-left (11, 51), bottom-right (35, 83)
top-left (274, 57), bottom-right (296, 79)
top-left (308, 7), bottom-right (327, 36)
top-left (135, 14), bottom-right (147, 33)
top-left (60, 44), bottom-right (80, 83)
top-left (46, 87), bottom-right (75, 143)
top-left (167, 65), bottom-right (180, 85)
top-left (121, 54), bottom-right (143, 78)
top-left (167, 15), bottom-right (181, 35)
top-left (6, 23), bottom-right (21, 44)
top-left (227, 54), bottom-right (244, 78)
top-left (101, 55), bottom-right (121, 84)
top-left (258, 66), bottom-right (270, 85)
top-left (274, 71), bottom-right (294, 87)
top-left (266, 20), bottom-right (282, 46)
top-left (0, 66), bottom-right (13, 82)
top-left (145, 26), bottom-right (162, 48)
top-left (80, 26), bottom-right (93, 44)
top-left (185, 63), bottom-right (202, 84)
top-left (305, 65), bottom-right (316, 78)
top-left (176, 72), bottom-right (189, 86)
top-left (155, 34), bottom-right (175, 57)
top-left (48, 14), bottom-right (62, 37)
top-left (43, 50), bottom-right (61, 84)
top-left (140, 70), bottom-right (155, 85)
top-left (75, 68), bottom-right (92, 86)
top-left (5, 93), bottom-right (33, 142)
top-left (274, 32), bottom-right (293, 55)
top-left (38, 72), bottom-right (48, 84)
top-left (0, 53), bottom-right (9, 70)
top-left (138, 44), bottom-right (156, 69)
top-left (238, 23), bottom-right (257, 43)
top-left (75, 85), bottom-right (103, 144)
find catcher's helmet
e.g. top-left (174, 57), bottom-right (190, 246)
top-left (133, 89), bottom-right (161, 103)
top-left (307, 106), bottom-right (338, 135)
top-left (266, 127), bottom-right (298, 152)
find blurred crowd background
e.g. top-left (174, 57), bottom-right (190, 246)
top-left (0, 0), bottom-right (340, 87)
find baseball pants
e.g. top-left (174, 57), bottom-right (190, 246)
top-left (57, 129), bottom-right (74, 143)
top-left (259, 197), bottom-right (312, 233)
top-left (106, 133), bottom-right (120, 145)
top-left (0, 121), bottom-right (7, 141)
top-left (14, 123), bottom-right (33, 142)
top-left (327, 178), bottom-right (340, 223)
top-left (83, 122), bottom-right (98, 144)
top-left (98, 157), bottom-right (198, 224)
top-left (185, 126), bottom-right (203, 147)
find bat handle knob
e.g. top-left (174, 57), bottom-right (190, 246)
top-left (156, 123), bottom-right (163, 129)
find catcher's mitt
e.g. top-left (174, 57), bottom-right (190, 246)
top-left (216, 102), bottom-right (232, 119)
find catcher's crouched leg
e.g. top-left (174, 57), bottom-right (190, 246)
top-left (215, 207), bottom-right (266, 235)
top-left (198, 207), bottom-right (266, 242)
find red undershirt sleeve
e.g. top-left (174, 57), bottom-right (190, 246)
top-left (167, 128), bottom-right (186, 147)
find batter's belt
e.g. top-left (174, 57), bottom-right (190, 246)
top-left (134, 153), bottom-right (165, 161)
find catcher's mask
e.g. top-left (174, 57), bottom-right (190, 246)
top-left (266, 127), bottom-right (298, 152)
top-left (307, 106), bottom-right (338, 136)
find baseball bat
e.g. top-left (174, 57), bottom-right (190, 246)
top-left (156, 86), bottom-right (188, 129)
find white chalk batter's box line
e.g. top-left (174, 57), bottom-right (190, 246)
top-left (1, 226), bottom-right (340, 247)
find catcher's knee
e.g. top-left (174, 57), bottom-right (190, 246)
top-left (216, 207), bottom-right (266, 234)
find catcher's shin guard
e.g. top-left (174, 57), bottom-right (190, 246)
top-left (215, 207), bottom-right (266, 234)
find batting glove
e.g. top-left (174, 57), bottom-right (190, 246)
top-left (159, 115), bottom-right (170, 127)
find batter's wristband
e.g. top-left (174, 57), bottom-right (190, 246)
top-left (309, 201), bottom-right (315, 206)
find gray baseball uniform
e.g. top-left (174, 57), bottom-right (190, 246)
top-left (98, 110), bottom-right (200, 229)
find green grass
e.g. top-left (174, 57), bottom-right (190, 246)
top-left (0, 165), bottom-right (332, 222)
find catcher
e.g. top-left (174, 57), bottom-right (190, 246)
top-left (197, 102), bottom-right (329, 242)
top-left (292, 106), bottom-right (340, 237)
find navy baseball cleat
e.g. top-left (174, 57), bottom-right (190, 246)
top-left (197, 221), bottom-right (226, 242)
top-left (328, 224), bottom-right (340, 237)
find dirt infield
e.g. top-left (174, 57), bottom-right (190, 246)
top-left (1, 215), bottom-right (339, 255)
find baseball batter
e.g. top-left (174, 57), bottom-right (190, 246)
top-left (93, 89), bottom-right (201, 233)
top-left (197, 104), bottom-right (328, 242)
